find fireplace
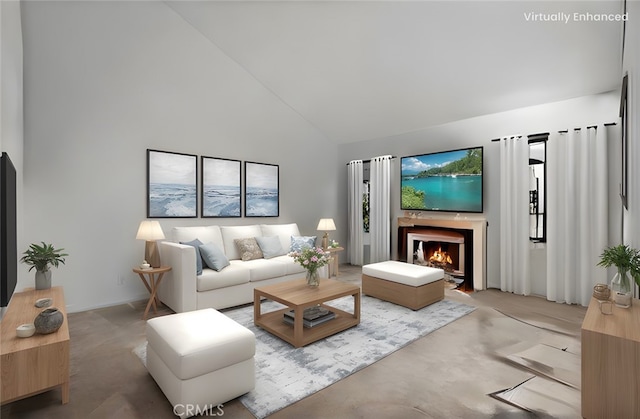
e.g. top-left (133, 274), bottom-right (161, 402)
top-left (403, 228), bottom-right (472, 290)
top-left (398, 216), bottom-right (487, 291)
top-left (408, 230), bottom-right (465, 277)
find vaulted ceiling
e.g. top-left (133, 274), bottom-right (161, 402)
top-left (167, 1), bottom-right (623, 144)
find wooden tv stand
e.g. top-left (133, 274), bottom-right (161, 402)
top-left (1, 286), bottom-right (70, 405)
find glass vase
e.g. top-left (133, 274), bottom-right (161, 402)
top-left (306, 269), bottom-right (320, 287)
top-left (611, 269), bottom-right (632, 308)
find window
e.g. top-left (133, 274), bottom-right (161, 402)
top-left (528, 134), bottom-right (547, 242)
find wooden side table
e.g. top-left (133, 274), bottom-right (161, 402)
top-left (325, 247), bottom-right (344, 277)
top-left (581, 297), bottom-right (640, 418)
top-left (133, 266), bottom-right (171, 319)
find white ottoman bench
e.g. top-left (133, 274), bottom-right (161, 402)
top-left (146, 308), bottom-right (255, 418)
top-left (362, 261), bottom-right (444, 310)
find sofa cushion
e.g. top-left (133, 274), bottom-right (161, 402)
top-left (221, 225), bottom-right (263, 260)
top-left (234, 238), bottom-right (264, 261)
top-left (260, 223), bottom-right (300, 254)
top-left (255, 236), bottom-right (286, 259)
top-left (270, 254), bottom-right (307, 275)
top-left (172, 226), bottom-right (223, 249)
top-left (180, 238), bottom-right (204, 275)
top-left (290, 235), bottom-right (317, 252)
top-left (197, 265), bottom-right (250, 292)
top-left (199, 242), bottom-right (230, 271)
top-left (236, 259), bottom-right (287, 282)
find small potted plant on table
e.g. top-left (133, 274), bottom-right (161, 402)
top-left (597, 244), bottom-right (640, 308)
top-left (20, 242), bottom-right (68, 290)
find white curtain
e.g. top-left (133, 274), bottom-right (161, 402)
top-left (347, 160), bottom-right (364, 265)
top-left (369, 155), bottom-right (392, 263)
top-left (546, 126), bottom-right (608, 306)
top-left (500, 136), bottom-right (531, 294)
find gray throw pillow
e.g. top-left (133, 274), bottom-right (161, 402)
top-left (255, 236), bottom-right (286, 259)
top-left (290, 235), bottom-right (317, 252)
top-left (234, 237), bottom-right (264, 261)
top-left (199, 242), bottom-right (230, 272)
top-left (180, 238), bottom-right (203, 275)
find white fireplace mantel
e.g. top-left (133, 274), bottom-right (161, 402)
top-left (398, 216), bottom-right (487, 290)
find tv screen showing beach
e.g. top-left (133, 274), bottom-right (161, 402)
top-left (401, 147), bottom-right (483, 213)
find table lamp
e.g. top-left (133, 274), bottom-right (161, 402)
top-left (136, 220), bottom-right (165, 268)
top-left (317, 218), bottom-right (336, 249)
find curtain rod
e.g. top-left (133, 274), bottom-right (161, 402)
top-left (346, 156), bottom-right (397, 165)
top-left (490, 122), bottom-right (617, 142)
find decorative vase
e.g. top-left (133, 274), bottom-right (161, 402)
top-left (610, 270), bottom-right (632, 308)
top-left (34, 307), bottom-right (64, 334)
top-left (306, 269), bottom-right (320, 287)
top-left (35, 270), bottom-right (52, 290)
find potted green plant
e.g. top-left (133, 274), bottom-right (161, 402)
top-left (20, 242), bottom-right (68, 290)
top-left (597, 244), bottom-right (640, 308)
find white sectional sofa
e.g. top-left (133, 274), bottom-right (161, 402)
top-left (157, 223), bottom-right (315, 313)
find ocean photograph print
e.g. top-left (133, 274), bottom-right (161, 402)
top-left (245, 161), bottom-right (279, 217)
top-left (147, 149), bottom-right (197, 218)
top-left (202, 156), bottom-right (241, 218)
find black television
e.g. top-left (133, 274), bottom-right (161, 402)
top-left (1, 152), bottom-right (18, 308)
top-left (401, 146), bottom-right (483, 213)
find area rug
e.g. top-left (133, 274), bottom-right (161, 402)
top-left (134, 296), bottom-right (474, 418)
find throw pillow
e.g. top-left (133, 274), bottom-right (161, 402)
top-left (255, 236), bottom-right (286, 259)
top-left (180, 238), bottom-right (204, 275)
top-left (290, 235), bottom-right (317, 252)
top-left (199, 242), bottom-right (230, 272)
top-left (234, 237), bottom-right (264, 261)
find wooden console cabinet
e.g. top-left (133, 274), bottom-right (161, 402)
top-left (581, 297), bottom-right (640, 418)
top-left (1, 286), bottom-right (70, 405)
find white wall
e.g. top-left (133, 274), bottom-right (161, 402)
top-left (21, 1), bottom-right (342, 312)
top-left (338, 92), bottom-right (620, 294)
top-left (0, 0), bottom-right (24, 314)
top-left (0, 1), bottom-right (23, 190)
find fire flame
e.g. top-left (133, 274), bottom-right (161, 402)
top-left (429, 247), bottom-right (452, 265)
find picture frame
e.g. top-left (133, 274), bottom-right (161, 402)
top-left (147, 149), bottom-right (197, 218)
top-left (201, 156), bottom-right (241, 218)
top-left (620, 73), bottom-right (628, 209)
top-left (244, 161), bottom-right (279, 217)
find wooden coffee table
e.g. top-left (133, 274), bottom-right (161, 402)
top-left (254, 278), bottom-right (360, 348)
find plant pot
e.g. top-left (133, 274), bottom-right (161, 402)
top-left (35, 270), bottom-right (52, 290)
top-left (34, 307), bottom-right (64, 334)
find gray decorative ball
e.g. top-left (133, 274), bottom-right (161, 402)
top-left (34, 307), bottom-right (64, 334)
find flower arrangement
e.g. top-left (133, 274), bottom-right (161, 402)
top-left (289, 246), bottom-right (330, 274)
top-left (329, 240), bottom-right (340, 249)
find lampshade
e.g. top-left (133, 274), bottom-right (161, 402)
top-left (317, 218), bottom-right (336, 232)
top-left (136, 220), bottom-right (165, 241)
top-left (136, 220), bottom-right (165, 268)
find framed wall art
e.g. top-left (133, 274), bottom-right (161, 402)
top-left (147, 149), bottom-right (197, 218)
top-left (202, 156), bottom-right (241, 217)
top-left (244, 161), bottom-right (279, 217)
top-left (620, 73), bottom-right (628, 209)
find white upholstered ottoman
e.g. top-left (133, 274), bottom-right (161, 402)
top-left (362, 261), bottom-right (444, 310)
top-left (146, 308), bottom-right (255, 418)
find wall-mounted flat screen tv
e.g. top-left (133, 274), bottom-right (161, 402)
top-left (401, 146), bottom-right (483, 213)
top-left (1, 152), bottom-right (18, 307)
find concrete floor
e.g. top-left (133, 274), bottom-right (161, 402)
top-left (1, 265), bottom-right (586, 418)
